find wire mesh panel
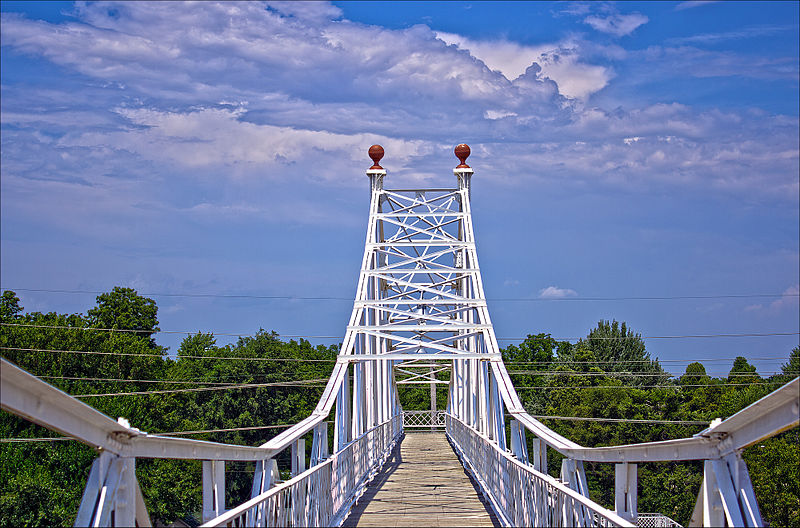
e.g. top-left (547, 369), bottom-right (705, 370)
top-left (636, 513), bottom-right (683, 528)
top-left (402, 410), bottom-right (446, 429)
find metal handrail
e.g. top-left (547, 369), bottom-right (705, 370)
top-left (201, 414), bottom-right (403, 527)
top-left (445, 413), bottom-right (634, 528)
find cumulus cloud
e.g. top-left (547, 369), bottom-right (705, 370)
top-left (770, 284), bottom-right (800, 312)
top-left (0, 0), bottom-right (797, 200)
top-left (60, 106), bottom-right (431, 181)
top-left (584, 13), bottom-right (649, 37)
top-left (435, 32), bottom-right (611, 99)
top-left (538, 286), bottom-right (578, 299)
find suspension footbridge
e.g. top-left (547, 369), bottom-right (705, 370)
top-left (1, 144), bottom-right (798, 527)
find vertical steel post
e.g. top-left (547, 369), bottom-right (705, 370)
top-left (615, 463), bottom-right (638, 522)
top-left (202, 460), bottom-right (225, 522)
top-left (291, 439), bottom-right (305, 477)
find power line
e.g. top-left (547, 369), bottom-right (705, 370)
top-left (2, 347), bottom-right (794, 370)
top-left (507, 370), bottom-right (792, 377)
top-left (5, 287), bottom-right (798, 302)
top-left (37, 375), bottom-right (291, 386)
top-left (72, 379), bottom-right (328, 398)
top-left (513, 381), bottom-right (792, 389)
top-left (0, 423), bottom-right (301, 443)
top-left (0, 322), bottom-right (338, 339)
top-left (527, 415), bottom-right (710, 425)
top-left (3, 323), bottom-right (797, 343)
top-left (0, 347), bottom-right (337, 362)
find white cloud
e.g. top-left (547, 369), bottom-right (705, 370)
top-left (584, 13), bottom-right (649, 37)
top-left (61, 106), bottom-right (430, 181)
top-left (485, 110), bottom-right (518, 120)
top-left (538, 286), bottom-right (578, 299)
top-left (666, 25), bottom-right (793, 45)
top-left (435, 32), bottom-right (611, 100)
top-left (0, 0), bottom-right (797, 201)
top-left (674, 1), bottom-right (719, 11)
top-left (436, 31), bottom-right (548, 80)
top-left (640, 46), bottom-right (798, 81)
top-left (769, 284), bottom-right (800, 312)
top-left (534, 47), bottom-right (613, 99)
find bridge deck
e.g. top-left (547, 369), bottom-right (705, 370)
top-left (343, 432), bottom-right (499, 527)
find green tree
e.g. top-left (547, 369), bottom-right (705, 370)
top-left (680, 362), bottom-right (710, 386)
top-left (559, 320), bottom-right (668, 385)
top-left (728, 356), bottom-right (759, 383)
top-left (1, 290), bottom-right (23, 321)
top-left (87, 287), bottom-right (159, 345)
top-left (743, 428), bottom-right (800, 528)
top-left (780, 347), bottom-right (799, 380)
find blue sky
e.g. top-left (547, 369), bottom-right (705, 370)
top-left (1, 1), bottom-right (798, 377)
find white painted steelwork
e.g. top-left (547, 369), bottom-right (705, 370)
top-left (1, 145), bottom-right (798, 527)
top-left (402, 410), bottom-right (446, 429)
top-left (446, 413), bottom-right (634, 527)
top-left (200, 416), bottom-right (402, 528)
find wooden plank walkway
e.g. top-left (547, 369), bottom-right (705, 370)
top-left (342, 432), bottom-right (499, 527)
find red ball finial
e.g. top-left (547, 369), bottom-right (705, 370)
top-left (454, 143), bottom-right (471, 168)
top-left (368, 144), bottom-right (384, 170)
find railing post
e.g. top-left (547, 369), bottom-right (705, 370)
top-left (615, 462), bottom-right (638, 523)
top-left (510, 419), bottom-right (529, 464)
top-left (291, 438), bottom-right (306, 477)
top-left (114, 457), bottom-right (137, 527)
top-left (727, 452), bottom-right (763, 526)
top-left (430, 365), bottom-right (437, 432)
top-left (202, 460), bottom-right (225, 523)
top-left (561, 459), bottom-right (589, 525)
top-left (248, 458), bottom-right (277, 526)
top-left (335, 366), bottom-right (351, 452)
top-left (704, 455), bottom-right (748, 527)
top-left (531, 438), bottom-right (548, 474)
top-left (75, 453), bottom-right (146, 528)
top-left (699, 459), bottom-right (725, 526)
top-left (311, 422), bottom-right (329, 466)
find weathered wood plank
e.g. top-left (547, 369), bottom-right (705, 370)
top-left (343, 433), bottom-right (499, 527)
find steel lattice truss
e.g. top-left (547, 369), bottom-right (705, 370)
top-left (345, 184), bottom-right (499, 360)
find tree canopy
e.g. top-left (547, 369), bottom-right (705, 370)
top-left (1, 290), bottom-right (797, 527)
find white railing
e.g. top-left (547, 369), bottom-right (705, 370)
top-left (202, 414), bottom-right (403, 527)
top-left (402, 410), bottom-right (445, 429)
top-left (445, 414), bottom-right (634, 528)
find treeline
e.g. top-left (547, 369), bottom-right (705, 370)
top-left (499, 330), bottom-right (798, 527)
top-left (0, 288), bottom-right (338, 526)
top-left (1, 288), bottom-right (798, 527)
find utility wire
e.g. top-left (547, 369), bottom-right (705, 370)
top-left (3, 323), bottom-right (797, 342)
top-left (527, 415), bottom-right (710, 425)
top-left (5, 287), bottom-right (798, 302)
top-left (35, 371), bottom-right (794, 384)
top-left (0, 347), bottom-right (337, 362)
top-left (2, 347), bottom-right (794, 370)
top-left (0, 423), bottom-right (300, 443)
top-left (72, 379), bottom-right (328, 398)
top-left (0, 415), bottom-right (716, 443)
top-left (512, 381), bottom-right (792, 389)
top-left (37, 376), bottom-right (292, 385)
